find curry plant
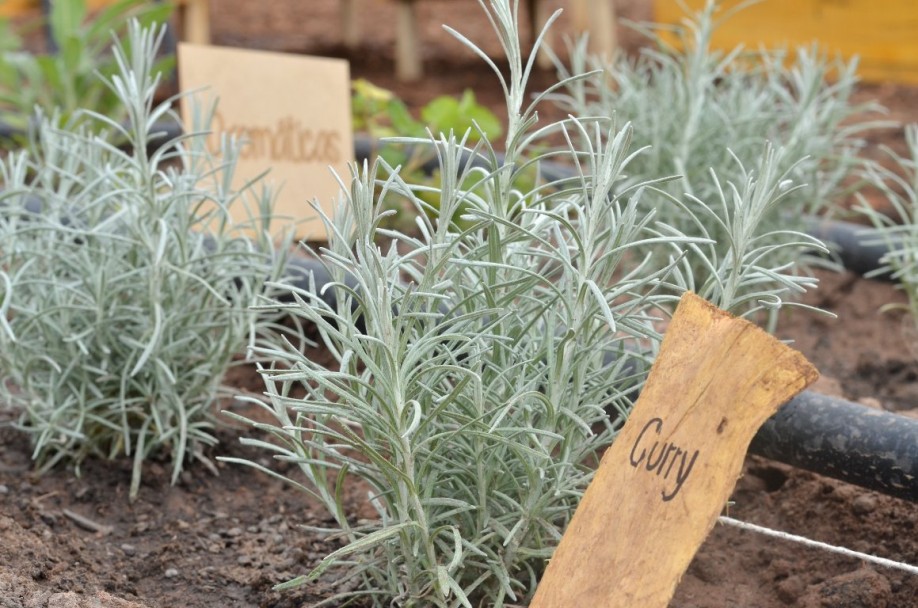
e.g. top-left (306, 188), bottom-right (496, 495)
top-left (0, 21), bottom-right (290, 499)
top-left (860, 124), bottom-right (918, 321)
top-left (549, 0), bottom-right (879, 321)
top-left (0, 0), bottom-right (173, 139)
top-left (225, 1), bottom-right (828, 606)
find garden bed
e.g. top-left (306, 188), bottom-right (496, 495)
top-left (1, 268), bottom-right (916, 608)
top-left (1, 1), bottom-right (917, 606)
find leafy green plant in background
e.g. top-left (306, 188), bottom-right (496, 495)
top-left (352, 78), bottom-right (502, 152)
top-left (225, 1), bottom-right (828, 605)
top-left (0, 21), bottom-right (290, 499)
top-left (352, 78), bottom-right (504, 230)
top-left (550, 0), bottom-right (880, 323)
top-left (0, 0), bottom-right (173, 138)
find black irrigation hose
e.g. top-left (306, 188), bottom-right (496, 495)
top-left (751, 392), bottom-right (918, 502)
top-left (347, 139), bottom-right (918, 499)
top-left (803, 216), bottom-right (893, 280)
top-left (284, 256), bottom-right (918, 502)
top-left (353, 136), bottom-right (900, 278)
top-left (352, 134), bottom-right (578, 184)
top-left (3, 132), bottom-right (914, 501)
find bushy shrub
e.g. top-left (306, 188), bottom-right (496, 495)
top-left (0, 22), bottom-right (290, 498)
top-left (861, 124), bottom-right (918, 321)
top-left (549, 0), bottom-right (881, 325)
top-left (226, 1), bottom-right (828, 605)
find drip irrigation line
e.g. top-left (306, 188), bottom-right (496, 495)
top-left (803, 216), bottom-right (894, 280)
top-left (3, 134), bottom-right (915, 501)
top-left (279, 256), bottom-right (918, 501)
top-left (0, 120), bottom-right (908, 280)
top-left (751, 392), bottom-right (918, 502)
top-left (355, 136), bottom-right (899, 278)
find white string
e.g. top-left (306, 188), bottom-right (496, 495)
top-left (718, 516), bottom-right (918, 576)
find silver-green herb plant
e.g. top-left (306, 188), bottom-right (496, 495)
top-left (550, 0), bottom-right (879, 322)
top-left (0, 21), bottom-right (290, 498)
top-left (860, 124), bottom-right (918, 321)
top-left (225, 2), bottom-right (829, 606)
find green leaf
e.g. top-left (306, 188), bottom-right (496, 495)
top-left (420, 89), bottom-right (502, 142)
top-left (387, 98), bottom-right (425, 137)
top-left (48, 0), bottom-right (87, 51)
top-left (420, 95), bottom-right (459, 132)
top-left (86, 0), bottom-right (170, 44)
top-left (290, 522), bottom-right (421, 588)
top-left (0, 19), bottom-right (22, 53)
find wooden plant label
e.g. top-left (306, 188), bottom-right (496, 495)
top-left (531, 292), bottom-right (818, 607)
top-left (178, 44), bottom-right (353, 240)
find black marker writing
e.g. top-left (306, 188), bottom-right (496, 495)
top-left (629, 417), bottom-right (700, 502)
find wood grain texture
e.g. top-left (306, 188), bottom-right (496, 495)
top-left (531, 292), bottom-right (818, 607)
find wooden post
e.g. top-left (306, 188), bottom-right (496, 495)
top-left (341, 0), bottom-right (360, 50)
top-left (395, 0), bottom-right (422, 81)
top-left (570, 0), bottom-right (617, 61)
top-left (530, 292), bottom-right (818, 607)
top-left (180, 0), bottom-right (211, 45)
top-left (529, 0), bottom-right (555, 69)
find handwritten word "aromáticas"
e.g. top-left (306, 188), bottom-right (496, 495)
top-left (209, 111), bottom-right (343, 164)
top-left (629, 417), bottom-right (700, 502)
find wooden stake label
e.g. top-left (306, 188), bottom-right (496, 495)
top-left (531, 292), bottom-right (818, 607)
top-left (178, 44), bottom-right (354, 241)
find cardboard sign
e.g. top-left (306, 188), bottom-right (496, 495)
top-left (530, 292), bottom-right (818, 607)
top-left (178, 44), bottom-right (353, 240)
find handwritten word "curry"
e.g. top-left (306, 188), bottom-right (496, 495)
top-left (209, 111), bottom-right (342, 164)
top-left (629, 417), bottom-right (700, 502)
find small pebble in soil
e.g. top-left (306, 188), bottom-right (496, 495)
top-left (120, 544), bottom-right (136, 556)
top-left (852, 494), bottom-right (878, 515)
top-left (237, 555), bottom-right (253, 566)
top-left (776, 575), bottom-right (807, 605)
top-left (224, 526), bottom-right (244, 538)
top-left (0, 484), bottom-right (8, 494)
top-left (164, 568), bottom-right (179, 578)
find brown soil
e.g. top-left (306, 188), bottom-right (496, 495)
top-left (2, 1), bottom-right (917, 607)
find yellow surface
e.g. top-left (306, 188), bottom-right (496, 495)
top-left (654, 0), bottom-right (918, 84)
top-left (2, 0), bottom-right (113, 17)
top-left (1, 0), bottom-right (190, 18)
